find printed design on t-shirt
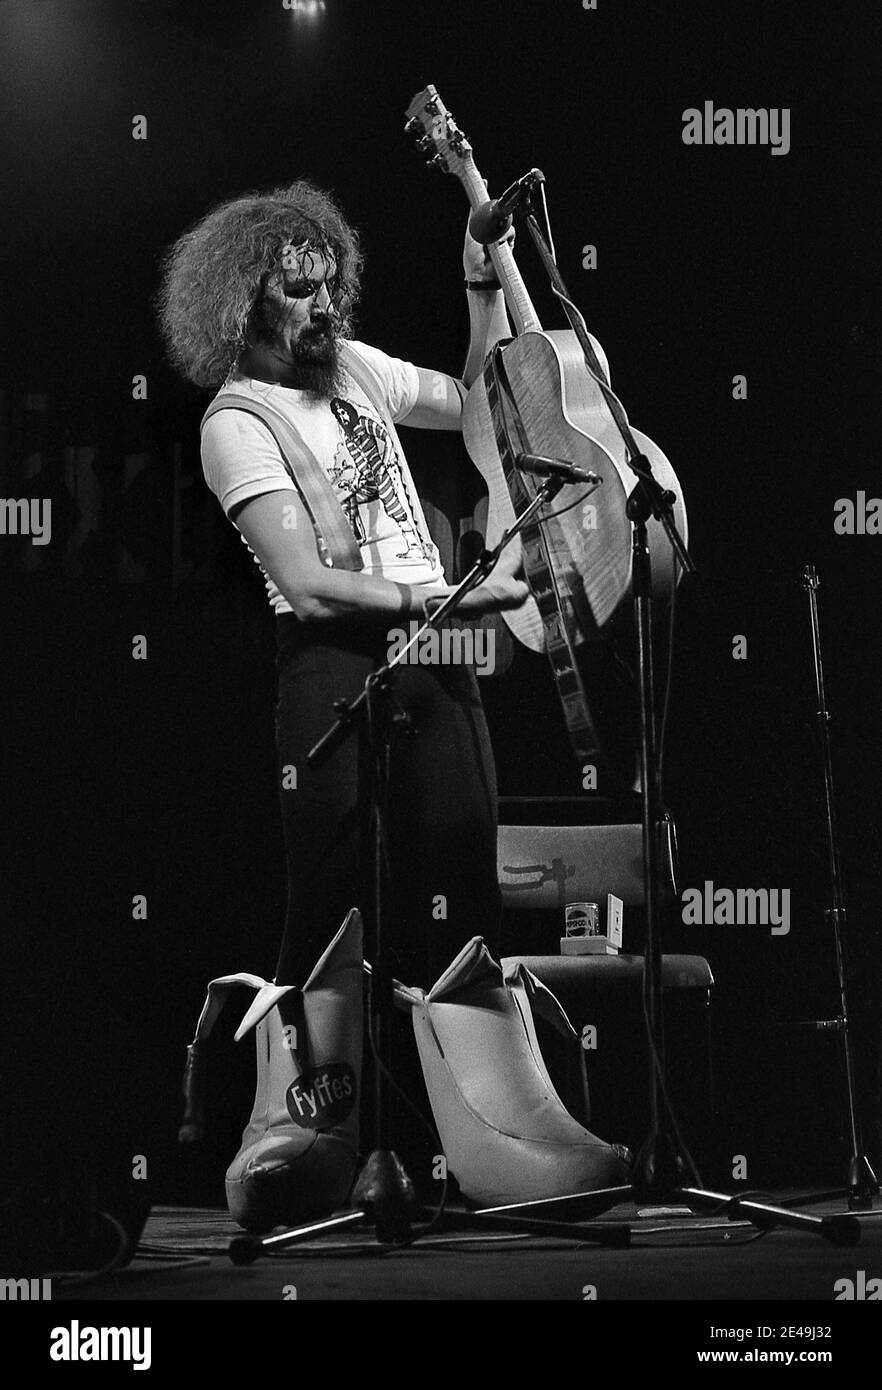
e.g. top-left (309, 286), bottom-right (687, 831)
top-left (327, 398), bottom-right (434, 561)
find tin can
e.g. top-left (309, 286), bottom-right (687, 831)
top-left (565, 901), bottom-right (599, 937)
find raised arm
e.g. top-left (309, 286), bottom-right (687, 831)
top-left (461, 224), bottom-right (513, 388)
top-left (396, 222), bottom-right (513, 430)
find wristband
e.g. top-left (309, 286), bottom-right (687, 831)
top-left (465, 279), bottom-right (502, 292)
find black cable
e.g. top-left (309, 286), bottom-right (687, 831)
top-left (534, 483), bottom-right (595, 526)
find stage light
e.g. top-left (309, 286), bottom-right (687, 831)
top-left (284, 0), bottom-right (327, 15)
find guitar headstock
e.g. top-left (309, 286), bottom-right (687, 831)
top-left (802, 563), bottom-right (820, 591)
top-left (404, 85), bottom-right (474, 178)
top-left (403, 83), bottom-right (541, 333)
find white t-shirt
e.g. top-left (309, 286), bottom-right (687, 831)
top-left (201, 340), bottom-right (446, 614)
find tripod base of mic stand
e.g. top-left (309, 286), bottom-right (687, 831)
top-left (227, 1184), bottom-right (635, 1264)
top-left (349, 1148), bottom-right (419, 1243)
top-left (622, 1126), bottom-right (861, 1242)
top-left (630, 1128), bottom-right (686, 1199)
top-left (228, 1149), bottom-right (419, 1265)
top-left (845, 1154), bottom-right (879, 1210)
top-left (779, 1156), bottom-right (879, 1213)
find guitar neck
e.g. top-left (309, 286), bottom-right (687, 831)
top-left (457, 159), bottom-right (542, 335)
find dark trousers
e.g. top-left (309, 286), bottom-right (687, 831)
top-left (273, 614), bottom-right (502, 991)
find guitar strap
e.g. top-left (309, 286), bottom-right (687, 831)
top-left (572, 328), bottom-right (644, 465)
top-left (201, 391), bottom-right (364, 570)
top-left (483, 344), bottom-right (607, 772)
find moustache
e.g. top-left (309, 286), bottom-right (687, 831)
top-left (298, 319), bottom-right (337, 346)
top-left (307, 312), bottom-right (337, 333)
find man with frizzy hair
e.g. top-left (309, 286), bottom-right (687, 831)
top-left (157, 177), bottom-right (525, 993)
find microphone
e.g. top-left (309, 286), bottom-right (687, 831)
top-left (517, 454), bottom-right (603, 487)
top-left (468, 168), bottom-right (545, 243)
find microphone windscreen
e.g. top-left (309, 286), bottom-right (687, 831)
top-left (468, 203), bottom-right (513, 244)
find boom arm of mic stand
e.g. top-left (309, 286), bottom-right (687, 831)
top-left (420, 475), bottom-right (565, 628)
top-left (305, 477), bottom-right (565, 770)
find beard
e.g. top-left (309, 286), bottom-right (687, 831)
top-left (287, 321), bottom-right (345, 399)
top-left (249, 300), bottom-right (345, 399)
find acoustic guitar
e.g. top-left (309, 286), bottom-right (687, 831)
top-left (405, 85), bottom-right (687, 781)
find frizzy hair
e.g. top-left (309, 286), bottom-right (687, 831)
top-left (155, 179), bottom-right (363, 389)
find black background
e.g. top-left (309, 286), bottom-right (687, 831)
top-left (1, 0), bottom-right (880, 1209)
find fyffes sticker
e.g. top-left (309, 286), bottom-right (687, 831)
top-left (286, 1062), bottom-right (357, 1129)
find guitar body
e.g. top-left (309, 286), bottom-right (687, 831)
top-left (463, 328), bottom-right (688, 652)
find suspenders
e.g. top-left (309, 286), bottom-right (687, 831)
top-left (200, 343), bottom-right (403, 571)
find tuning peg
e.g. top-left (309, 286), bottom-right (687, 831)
top-left (424, 98), bottom-right (439, 114)
top-left (404, 117), bottom-right (420, 135)
top-left (428, 153), bottom-right (448, 171)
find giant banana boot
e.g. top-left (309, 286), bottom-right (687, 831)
top-left (179, 909), bottom-right (363, 1233)
top-left (396, 937), bottom-right (630, 1207)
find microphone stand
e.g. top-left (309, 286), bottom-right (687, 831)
top-left (306, 507), bottom-right (558, 1240)
top-left (453, 176), bottom-right (861, 1245)
top-left (784, 566), bottom-right (878, 1210)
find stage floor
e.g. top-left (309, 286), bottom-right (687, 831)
top-left (49, 1197), bottom-right (882, 1302)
